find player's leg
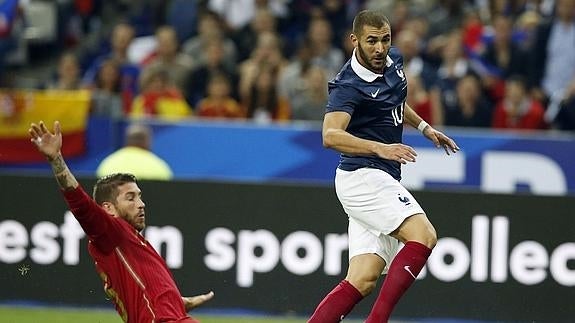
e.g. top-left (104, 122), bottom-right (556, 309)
top-left (308, 215), bottom-right (390, 323)
top-left (365, 213), bottom-right (437, 323)
top-left (391, 212), bottom-right (437, 247)
top-left (346, 253), bottom-right (385, 296)
top-left (307, 253), bottom-right (384, 323)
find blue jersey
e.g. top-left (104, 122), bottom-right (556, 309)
top-left (326, 47), bottom-right (408, 180)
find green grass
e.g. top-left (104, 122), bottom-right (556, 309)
top-left (0, 306), bottom-right (306, 323)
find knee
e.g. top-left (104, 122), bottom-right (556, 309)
top-left (346, 271), bottom-right (380, 296)
top-left (416, 217), bottom-right (438, 249)
top-left (408, 223), bottom-right (437, 249)
top-left (422, 224), bottom-right (438, 249)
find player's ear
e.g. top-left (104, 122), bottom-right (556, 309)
top-left (350, 33), bottom-right (358, 46)
top-left (101, 201), bottom-right (117, 215)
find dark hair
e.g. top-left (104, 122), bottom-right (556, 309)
top-left (352, 10), bottom-right (390, 36)
top-left (246, 66), bottom-right (280, 117)
top-left (93, 173), bottom-right (138, 205)
top-left (506, 74), bottom-right (527, 89)
top-left (95, 59), bottom-right (121, 93)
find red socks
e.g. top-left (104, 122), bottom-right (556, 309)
top-left (308, 280), bottom-right (363, 323)
top-left (366, 241), bottom-right (432, 323)
top-left (308, 241), bottom-right (432, 323)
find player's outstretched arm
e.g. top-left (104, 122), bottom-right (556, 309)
top-left (404, 103), bottom-right (460, 155)
top-left (422, 125), bottom-right (460, 155)
top-left (29, 121), bottom-right (79, 190)
top-left (182, 291), bottom-right (215, 312)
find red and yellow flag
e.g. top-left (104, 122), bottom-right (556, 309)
top-left (0, 90), bottom-right (91, 163)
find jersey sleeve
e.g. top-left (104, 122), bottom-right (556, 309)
top-left (62, 186), bottom-right (123, 254)
top-left (326, 83), bottom-right (362, 115)
top-left (389, 46), bottom-right (404, 68)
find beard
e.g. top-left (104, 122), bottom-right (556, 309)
top-left (118, 208), bottom-right (145, 231)
top-left (357, 42), bottom-right (386, 73)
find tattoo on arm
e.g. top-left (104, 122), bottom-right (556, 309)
top-left (50, 154), bottom-right (79, 190)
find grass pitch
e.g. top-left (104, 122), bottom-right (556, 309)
top-left (0, 306), bottom-right (306, 323)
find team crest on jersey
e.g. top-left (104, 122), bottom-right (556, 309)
top-left (396, 68), bottom-right (405, 82)
top-left (398, 194), bottom-right (411, 205)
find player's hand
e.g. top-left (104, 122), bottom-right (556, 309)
top-left (29, 120), bottom-right (63, 161)
top-left (182, 291), bottom-right (215, 312)
top-left (423, 126), bottom-right (460, 155)
top-left (376, 143), bottom-right (417, 164)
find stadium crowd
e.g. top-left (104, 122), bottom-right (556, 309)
top-left (2, 0), bottom-right (575, 130)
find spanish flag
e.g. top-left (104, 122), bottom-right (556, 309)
top-left (0, 90), bottom-right (91, 163)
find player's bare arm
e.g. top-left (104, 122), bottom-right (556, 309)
top-left (323, 111), bottom-right (417, 164)
top-left (29, 121), bottom-right (79, 190)
top-left (182, 291), bottom-right (215, 312)
top-left (404, 103), bottom-right (460, 155)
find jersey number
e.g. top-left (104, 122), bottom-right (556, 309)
top-left (392, 102), bottom-right (405, 126)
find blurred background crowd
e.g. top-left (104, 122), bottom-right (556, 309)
top-left (1, 0), bottom-right (575, 131)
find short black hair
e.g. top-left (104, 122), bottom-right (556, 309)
top-left (506, 74), bottom-right (527, 89)
top-left (352, 10), bottom-right (390, 37)
top-left (93, 173), bottom-right (138, 205)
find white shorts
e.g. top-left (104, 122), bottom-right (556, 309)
top-left (335, 168), bottom-right (425, 272)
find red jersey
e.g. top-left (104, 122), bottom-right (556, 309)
top-left (492, 100), bottom-right (547, 130)
top-left (63, 186), bottom-right (199, 323)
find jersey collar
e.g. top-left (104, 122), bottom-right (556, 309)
top-left (351, 48), bottom-right (394, 82)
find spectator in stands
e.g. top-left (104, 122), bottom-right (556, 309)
top-left (289, 65), bottom-right (328, 121)
top-left (196, 73), bottom-right (244, 119)
top-left (430, 30), bottom-right (473, 125)
top-left (300, 0), bottom-right (349, 47)
top-left (121, 0), bottom-right (168, 36)
top-left (185, 39), bottom-right (239, 108)
top-left (529, 0), bottom-right (575, 108)
top-left (232, 8), bottom-right (277, 62)
top-left (0, 0), bottom-right (22, 86)
top-left (60, 0), bottom-right (102, 47)
top-left (238, 31), bottom-right (287, 108)
top-left (427, 0), bottom-right (469, 39)
top-left (515, 10), bottom-right (542, 50)
top-left (90, 59), bottom-right (123, 119)
top-left (96, 123), bottom-right (173, 180)
top-left (480, 14), bottom-right (529, 102)
top-left (553, 96), bottom-right (575, 130)
top-left (45, 52), bottom-right (82, 90)
top-left (492, 75), bottom-right (547, 130)
top-left (207, 0), bottom-right (289, 32)
top-left (545, 71), bottom-right (575, 131)
top-left (289, 0), bottom-right (350, 50)
top-left (142, 25), bottom-right (194, 93)
top-left (395, 28), bottom-right (438, 90)
top-left (320, 0), bottom-right (349, 40)
top-left (245, 65), bottom-right (290, 122)
top-left (444, 73), bottom-right (494, 128)
top-left (402, 14), bottom-right (430, 43)
top-left (82, 22), bottom-right (141, 111)
top-left (278, 40), bottom-right (328, 121)
top-left (182, 11), bottom-right (237, 70)
top-left (306, 17), bottom-right (345, 79)
top-left (488, 0), bottom-right (533, 21)
top-left (388, 0), bottom-right (412, 34)
top-left (406, 72), bottom-right (434, 126)
top-left (166, 0), bottom-right (198, 43)
top-left (424, 1), bottom-right (470, 61)
top-left (461, 8), bottom-right (484, 55)
top-left (129, 67), bottom-right (191, 121)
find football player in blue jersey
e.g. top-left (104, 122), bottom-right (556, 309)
top-left (308, 10), bottom-right (459, 323)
